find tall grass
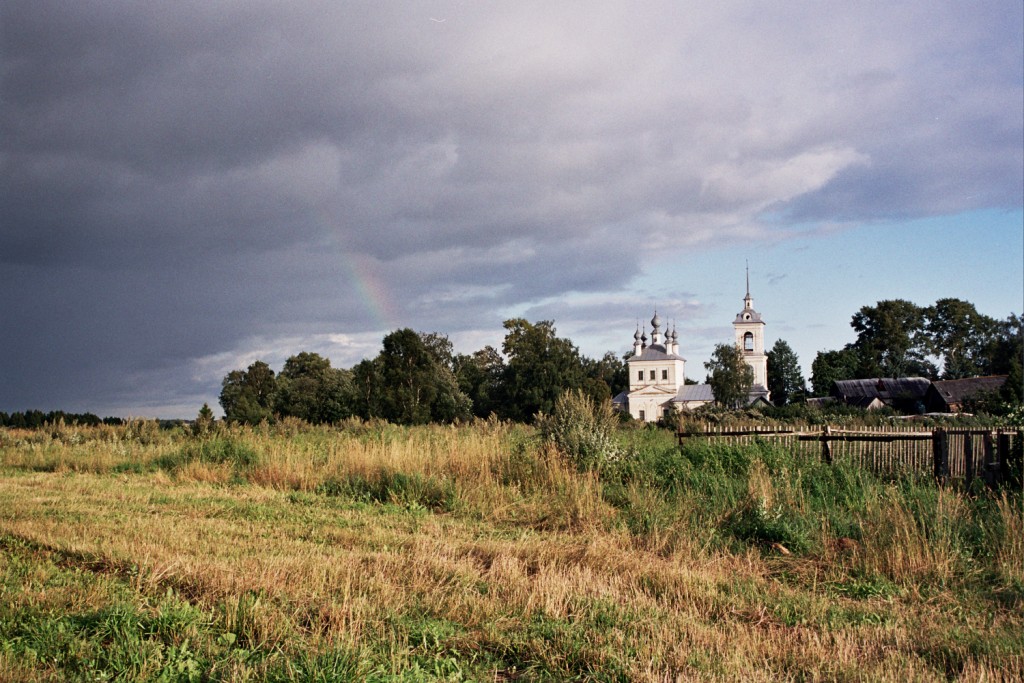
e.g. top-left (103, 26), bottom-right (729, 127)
top-left (0, 419), bottom-right (1020, 680)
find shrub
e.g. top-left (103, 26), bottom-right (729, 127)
top-left (537, 390), bottom-right (622, 470)
top-left (122, 418), bottom-right (163, 445)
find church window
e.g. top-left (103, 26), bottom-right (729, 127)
top-left (744, 332), bottom-right (754, 351)
top-left (662, 369), bottom-right (668, 380)
top-left (638, 370), bottom-right (644, 381)
top-left (639, 410), bottom-right (645, 421)
top-left (649, 370), bottom-right (655, 380)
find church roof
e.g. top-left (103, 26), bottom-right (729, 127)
top-left (735, 309), bottom-right (763, 322)
top-left (629, 344), bottom-right (685, 362)
top-left (674, 384), bottom-right (714, 402)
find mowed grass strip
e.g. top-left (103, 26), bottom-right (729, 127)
top-left (0, 423), bottom-right (1021, 681)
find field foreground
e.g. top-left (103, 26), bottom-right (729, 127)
top-left (0, 421), bottom-right (1021, 681)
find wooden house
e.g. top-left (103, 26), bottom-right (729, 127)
top-left (831, 377), bottom-right (931, 414)
top-left (924, 375), bottom-right (1007, 413)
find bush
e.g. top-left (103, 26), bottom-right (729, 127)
top-left (537, 390), bottom-right (622, 470)
top-left (725, 495), bottom-right (812, 553)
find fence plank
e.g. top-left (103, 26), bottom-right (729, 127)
top-left (965, 434), bottom-right (974, 487)
top-left (678, 423), bottom-right (1018, 488)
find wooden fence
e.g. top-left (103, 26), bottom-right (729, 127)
top-left (677, 424), bottom-right (1022, 488)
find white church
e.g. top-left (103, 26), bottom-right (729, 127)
top-left (612, 281), bottom-right (771, 422)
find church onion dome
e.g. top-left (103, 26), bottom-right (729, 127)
top-left (634, 327), bottom-right (641, 341)
top-left (651, 312), bottom-right (661, 330)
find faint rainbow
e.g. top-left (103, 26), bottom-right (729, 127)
top-left (314, 207), bottom-right (399, 331)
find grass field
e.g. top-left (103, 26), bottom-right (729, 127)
top-left (0, 419), bottom-right (1021, 681)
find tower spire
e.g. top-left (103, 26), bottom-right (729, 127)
top-left (744, 261), bottom-right (754, 310)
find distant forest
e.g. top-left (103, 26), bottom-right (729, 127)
top-left (0, 410), bottom-right (123, 429)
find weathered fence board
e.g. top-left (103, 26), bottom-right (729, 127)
top-left (678, 423), bottom-right (1021, 487)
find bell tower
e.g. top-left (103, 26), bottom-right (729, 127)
top-left (733, 265), bottom-right (769, 394)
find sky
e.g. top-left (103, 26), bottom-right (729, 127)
top-left (2, 1), bottom-right (1022, 418)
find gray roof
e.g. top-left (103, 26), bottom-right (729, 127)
top-left (928, 376), bottom-right (1007, 404)
top-left (630, 344), bottom-right (686, 362)
top-left (832, 377), bottom-right (931, 401)
top-left (611, 391), bottom-right (629, 405)
top-left (847, 395), bottom-right (886, 409)
top-left (734, 310), bottom-right (763, 322)
top-left (674, 384), bottom-right (715, 402)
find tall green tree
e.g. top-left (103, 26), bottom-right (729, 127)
top-left (274, 351), bottom-right (354, 423)
top-left (810, 346), bottom-right (859, 396)
top-left (766, 339), bottom-right (805, 406)
top-left (851, 299), bottom-right (936, 378)
top-left (498, 319), bottom-right (585, 422)
top-left (366, 329), bottom-right (471, 425)
top-left (419, 332), bottom-right (456, 371)
top-left (986, 314), bottom-right (1024, 403)
top-left (350, 358), bottom-right (383, 420)
top-left (454, 346), bottom-right (505, 418)
top-left (705, 343), bottom-right (754, 408)
top-left (582, 351), bottom-right (628, 402)
top-left (219, 360), bottom-right (277, 424)
top-left (924, 298), bottom-right (998, 379)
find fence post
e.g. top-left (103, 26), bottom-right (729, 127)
top-left (964, 432), bottom-right (974, 490)
top-left (983, 432), bottom-right (995, 488)
top-left (932, 428), bottom-right (949, 485)
top-left (997, 432), bottom-right (1011, 487)
top-left (1014, 431), bottom-right (1024, 491)
top-left (821, 425), bottom-right (832, 464)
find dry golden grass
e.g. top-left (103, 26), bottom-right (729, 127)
top-left (0, 422), bottom-right (1021, 681)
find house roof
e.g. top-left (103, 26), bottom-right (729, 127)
top-left (847, 396), bottom-right (886, 409)
top-left (928, 376), bottom-right (1007, 404)
top-left (832, 377), bottom-right (931, 401)
top-left (611, 391), bottom-right (629, 405)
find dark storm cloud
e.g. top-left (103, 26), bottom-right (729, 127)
top-left (1, 1), bottom-right (1021, 415)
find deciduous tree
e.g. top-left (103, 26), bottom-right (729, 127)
top-left (274, 351), bottom-right (354, 424)
top-left (499, 319), bottom-right (585, 422)
top-left (219, 360), bottom-right (277, 424)
top-left (705, 343), bottom-right (754, 409)
top-left (454, 346), bottom-right (505, 418)
top-left (924, 298), bottom-right (998, 379)
top-left (582, 351), bottom-right (628, 403)
top-left (851, 300), bottom-right (935, 378)
top-left (369, 329), bottom-right (471, 424)
top-left (810, 346), bottom-right (860, 396)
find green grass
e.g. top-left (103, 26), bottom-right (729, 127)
top-left (0, 420), bottom-right (1021, 681)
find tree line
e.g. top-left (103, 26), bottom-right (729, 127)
top-left (218, 297), bottom-right (1021, 425)
top-left (0, 410), bottom-right (123, 429)
top-left (219, 319), bottom-right (628, 425)
top-left (808, 298), bottom-right (1022, 401)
